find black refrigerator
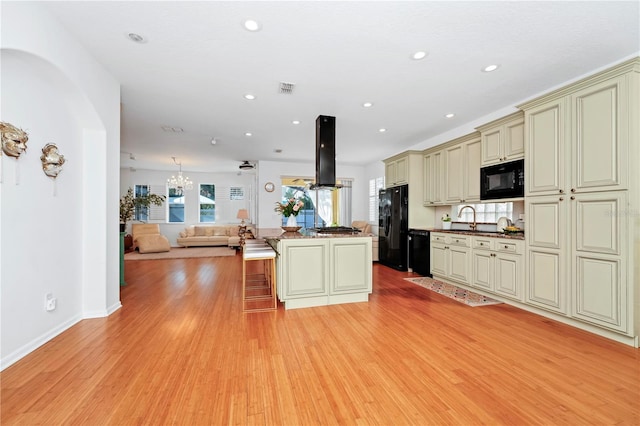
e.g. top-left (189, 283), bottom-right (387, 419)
top-left (378, 185), bottom-right (408, 271)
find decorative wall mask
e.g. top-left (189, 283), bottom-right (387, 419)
top-left (0, 121), bottom-right (29, 158)
top-left (40, 143), bottom-right (65, 179)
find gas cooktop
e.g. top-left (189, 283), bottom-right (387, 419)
top-left (310, 226), bottom-right (361, 234)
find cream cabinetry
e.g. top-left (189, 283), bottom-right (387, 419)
top-left (275, 237), bottom-right (372, 310)
top-left (384, 151), bottom-right (431, 228)
top-left (519, 59), bottom-right (638, 338)
top-left (444, 135), bottom-right (481, 204)
top-left (477, 111), bottom-right (525, 166)
top-left (430, 233), bottom-right (471, 283)
top-left (524, 75), bottom-right (628, 197)
top-left (385, 156), bottom-right (408, 187)
top-left (422, 151), bottom-right (442, 205)
top-left (472, 237), bottom-right (524, 301)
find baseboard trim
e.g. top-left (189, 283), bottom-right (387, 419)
top-left (0, 314), bottom-right (82, 371)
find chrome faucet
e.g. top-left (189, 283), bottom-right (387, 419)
top-left (458, 205), bottom-right (477, 231)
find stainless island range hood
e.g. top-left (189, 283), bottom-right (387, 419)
top-left (311, 115), bottom-right (341, 189)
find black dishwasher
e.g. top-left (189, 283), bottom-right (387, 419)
top-left (408, 229), bottom-right (431, 277)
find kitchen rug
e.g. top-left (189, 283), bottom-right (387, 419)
top-left (404, 277), bottom-right (502, 307)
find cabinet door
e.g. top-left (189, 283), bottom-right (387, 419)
top-left (472, 251), bottom-right (493, 291)
top-left (331, 239), bottom-right (372, 294)
top-left (504, 118), bottom-right (525, 160)
top-left (525, 99), bottom-right (566, 196)
top-left (526, 248), bottom-right (566, 314)
top-left (430, 243), bottom-right (447, 277)
top-left (444, 145), bottom-right (464, 203)
top-left (481, 128), bottom-right (502, 165)
top-left (395, 157), bottom-right (408, 185)
top-left (282, 240), bottom-right (329, 298)
top-left (385, 162), bottom-right (397, 187)
top-left (448, 246), bottom-right (470, 282)
top-left (464, 138), bottom-right (482, 202)
top-left (571, 192), bottom-right (627, 332)
top-left (571, 76), bottom-right (627, 192)
top-left (494, 252), bottom-right (522, 301)
top-left (423, 152), bottom-right (442, 205)
top-left (526, 196), bottom-right (567, 313)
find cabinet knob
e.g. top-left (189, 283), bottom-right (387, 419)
top-left (559, 189), bottom-right (565, 194)
top-left (570, 196), bottom-right (575, 200)
top-left (504, 245), bottom-right (509, 249)
top-left (571, 188), bottom-right (576, 193)
top-left (479, 242), bottom-right (484, 246)
top-left (559, 197), bottom-right (564, 201)
top-left (455, 239), bottom-right (459, 243)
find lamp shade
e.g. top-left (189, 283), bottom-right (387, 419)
top-left (237, 209), bottom-right (249, 220)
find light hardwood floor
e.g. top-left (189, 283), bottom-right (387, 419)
top-left (2, 254), bottom-right (639, 425)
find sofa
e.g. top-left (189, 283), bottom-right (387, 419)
top-left (352, 221), bottom-right (379, 262)
top-left (177, 225), bottom-right (247, 248)
top-left (132, 223), bottom-right (171, 254)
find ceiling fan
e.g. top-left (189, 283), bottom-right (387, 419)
top-left (239, 160), bottom-right (255, 170)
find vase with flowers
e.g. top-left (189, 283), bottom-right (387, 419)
top-left (274, 197), bottom-right (305, 230)
top-left (441, 213), bottom-right (452, 230)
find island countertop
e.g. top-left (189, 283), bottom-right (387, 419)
top-left (260, 229), bottom-right (372, 240)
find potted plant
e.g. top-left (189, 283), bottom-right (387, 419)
top-left (119, 187), bottom-right (166, 233)
top-left (441, 213), bottom-right (452, 230)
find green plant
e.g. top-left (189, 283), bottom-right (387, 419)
top-left (274, 197), bottom-right (305, 217)
top-left (119, 187), bottom-right (166, 227)
top-left (441, 213), bottom-right (451, 222)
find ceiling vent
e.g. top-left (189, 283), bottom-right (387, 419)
top-left (239, 160), bottom-right (255, 170)
top-left (278, 82), bottom-right (295, 94)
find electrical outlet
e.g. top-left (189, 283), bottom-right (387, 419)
top-left (45, 293), bottom-right (57, 312)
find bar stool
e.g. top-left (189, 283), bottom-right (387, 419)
top-left (242, 247), bottom-right (277, 312)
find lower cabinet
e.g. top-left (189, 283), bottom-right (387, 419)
top-left (432, 233), bottom-right (524, 301)
top-left (276, 237), bottom-right (373, 310)
top-left (472, 237), bottom-right (524, 301)
top-left (430, 233), bottom-right (471, 284)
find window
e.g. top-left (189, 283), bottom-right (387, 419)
top-left (454, 202), bottom-right (513, 223)
top-left (369, 177), bottom-right (385, 222)
top-left (199, 184), bottom-right (216, 223)
top-left (134, 185), bottom-right (150, 221)
top-left (168, 188), bottom-right (185, 223)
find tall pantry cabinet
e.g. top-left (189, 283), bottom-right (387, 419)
top-left (519, 58), bottom-right (639, 341)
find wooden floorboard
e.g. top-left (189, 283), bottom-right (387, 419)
top-left (1, 253), bottom-right (639, 425)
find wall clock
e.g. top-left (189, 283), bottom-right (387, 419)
top-left (264, 182), bottom-right (275, 192)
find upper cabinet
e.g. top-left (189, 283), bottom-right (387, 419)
top-left (384, 151), bottom-right (432, 228)
top-left (423, 133), bottom-right (481, 205)
top-left (520, 70), bottom-right (632, 197)
top-left (477, 111), bottom-right (524, 167)
top-left (385, 156), bottom-right (408, 187)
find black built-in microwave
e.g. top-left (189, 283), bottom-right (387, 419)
top-left (480, 159), bottom-right (524, 200)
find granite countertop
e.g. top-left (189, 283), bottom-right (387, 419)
top-left (262, 229), bottom-right (373, 240)
top-left (428, 229), bottom-right (525, 240)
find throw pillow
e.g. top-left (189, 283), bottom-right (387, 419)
top-left (205, 227), bottom-right (215, 237)
top-left (194, 226), bottom-right (207, 236)
top-left (186, 227), bottom-right (195, 237)
top-left (214, 227), bottom-right (227, 236)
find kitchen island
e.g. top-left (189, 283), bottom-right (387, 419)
top-left (264, 230), bottom-right (373, 310)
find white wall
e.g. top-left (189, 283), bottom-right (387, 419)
top-left (120, 168), bottom-right (256, 245)
top-left (1, 3), bottom-right (120, 370)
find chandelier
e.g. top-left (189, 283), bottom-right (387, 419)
top-left (167, 157), bottom-right (193, 196)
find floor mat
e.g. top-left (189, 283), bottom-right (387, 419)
top-left (404, 277), bottom-right (502, 307)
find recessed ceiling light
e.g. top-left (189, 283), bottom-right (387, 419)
top-left (379, 128), bottom-right (387, 133)
top-left (274, 149), bottom-right (283, 153)
top-left (445, 113), bottom-right (455, 119)
top-left (210, 138), bottom-right (217, 145)
top-left (292, 120), bottom-right (300, 125)
top-left (362, 102), bottom-right (373, 108)
top-left (128, 33), bottom-right (145, 43)
top-left (244, 94), bottom-right (256, 100)
top-left (411, 51), bottom-right (428, 60)
top-left (245, 132), bottom-right (252, 137)
top-left (243, 19), bottom-right (262, 32)
top-left (482, 64), bottom-right (500, 72)
top-left (161, 126), bottom-right (183, 132)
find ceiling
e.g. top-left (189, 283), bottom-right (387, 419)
top-left (40, 1), bottom-right (639, 173)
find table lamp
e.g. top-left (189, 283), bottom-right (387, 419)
top-left (237, 209), bottom-right (249, 225)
